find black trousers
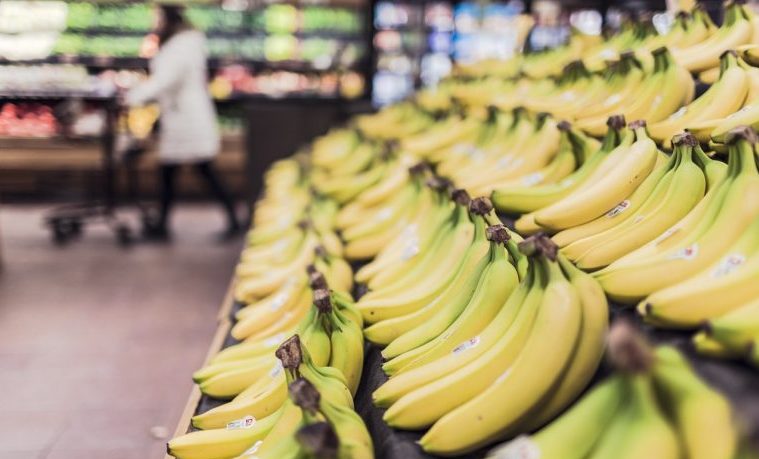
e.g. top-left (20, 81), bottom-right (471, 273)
top-left (159, 160), bottom-right (238, 229)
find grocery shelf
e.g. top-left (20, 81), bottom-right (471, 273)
top-left (0, 90), bottom-right (115, 101)
top-left (0, 55), bottom-right (364, 73)
top-left (57, 28), bottom-right (365, 40)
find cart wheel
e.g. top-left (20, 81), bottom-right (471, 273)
top-left (116, 225), bottom-right (133, 247)
top-left (69, 220), bottom-right (83, 237)
top-left (52, 223), bottom-right (70, 246)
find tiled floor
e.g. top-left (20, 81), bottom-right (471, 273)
top-left (0, 204), bottom-right (242, 459)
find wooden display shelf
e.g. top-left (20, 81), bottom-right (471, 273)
top-left (0, 135), bottom-right (246, 200)
top-left (164, 280), bottom-right (236, 459)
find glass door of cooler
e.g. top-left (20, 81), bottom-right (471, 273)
top-left (452, 1), bottom-right (525, 63)
top-left (372, 1), bottom-right (453, 106)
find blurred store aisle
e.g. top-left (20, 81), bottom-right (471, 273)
top-left (0, 205), bottom-right (241, 459)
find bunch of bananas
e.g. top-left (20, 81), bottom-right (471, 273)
top-left (598, 127), bottom-right (759, 306)
top-left (169, 335), bottom-right (372, 459)
top-left (234, 159), bottom-right (351, 305)
top-left (551, 130), bottom-right (711, 270)
top-left (354, 101), bottom-right (433, 140)
top-left (488, 322), bottom-right (739, 459)
top-left (670, 1), bottom-right (758, 74)
top-left (192, 279), bottom-right (363, 417)
top-left (650, 50), bottom-right (759, 148)
top-left (370, 234), bottom-right (607, 456)
top-left (492, 115), bottom-right (629, 214)
top-left (332, 160), bottom-right (432, 261)
top-left (515, 120), bottom-right (662, 235)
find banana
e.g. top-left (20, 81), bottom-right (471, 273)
top-left (322, 290), bottom-right (365, 396)
top-left (168, 408), bottom-right (282, 459)
top-left (652, 346), bottom-right (737, 459)
top-left (704, 297), bottom-right (759, 353)
top-left (454, 115), bottom-right (563, 196)
top-left (381, 224), bottom-right (519, 375)
top-left (693, 330), bottom-right (743, 359)
top-left (354, 183), bottom-right (452, 285)
top-left (316, 388), bottom-right (374, 459)
top-left (570, 132), bottom-right (706, 270)
top-left (640, 215), bottom-right (759, 328)
top-left (192, 372), bottom-right (287, 430)
top-left (492, 116), bottom-right (627, 214)
top-left (711, 100), bottom-right (759, 143)
top-left (597, 127), bottom-right (759, 303)
top-left (588, 375), bottom-right (680, 459)
top-left (211, 332), bottom-right (290, 365)
top-left (486, 377), bottom-right (625, 459)
top-left (363, 207), bottom-right (491, 346)
top-left (576, 49), bottom-right (692, 136)
top-left (693, 143), bottom-right (729, 190)
top-left (401, 114), bottom-right (481, 159)
top-left (649, 50), bottom-right (749, 149)
top-left (232, 278), bottom-right (311, 340)
top-left (553, 139), bottom-right (673, 249)
top-left (671, 2), bottom-right (753, 73)
top-left (417, 246), bottom-right (582, 455)
top-left (533, 121), bottom-right (658, 231)
top-left (518, 256), bottom-right (608, 431)
top-left (356, 196), bottom-right (475, 323)
top-left (371, 253), bottom-right (540, 408)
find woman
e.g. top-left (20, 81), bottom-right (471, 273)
top-left (126, 5), bottom-right (240, 241)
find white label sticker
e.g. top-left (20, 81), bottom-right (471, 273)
top-left (264, 332), bottom-right (286, 347)
top-left (496, 368), bottom-right (512, 384)
top-left (488, 436), bottom-right (541, 459)
top-left (277, 214), bottom-right (291, 230)
top-left (728, 105), bottom-right (754, 119)
top-left (603, 93), bottom-right (622, 107)
top-left (655, 227), bottom-right (680, 245)
top-left (453, 143), bottom-right (475, 155)
top-left (269, 361), bottom-right (283, 378)
top-left (401, 223), bottom-right (418, 238)
top-left (470, 148), bottom-right (486, 161)
top-left (711, 253), bottom-right (746, 278)
top-left (377, 207), bottom-right (393, 222)
top-left (669, 106), bottom-right (688, 120)
top-left (521, 172), bottom-right (544, 186)
top-left (497, 156), bottom-right (513, 169)
top-left (606, 200), bottom-right (631, 218)
top-left (401, 241), bottom-right (420, 261)
top-left (241, 440), bottom-right (263, 457)
top-left (453, 336), bottom-right (481, 355)
top-left (668, 243), bottom-right (699, 261)
top-left (226, 415), bottom-right (257, 430)
top-left (273, 239), bottom-right (289, 254)
top-left (269, 292), bottom-right (289, 311)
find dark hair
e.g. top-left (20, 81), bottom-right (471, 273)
top-left (157, 5), bottom-right (191, 47)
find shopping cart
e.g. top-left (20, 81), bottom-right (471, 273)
top-left (44, 101), bottom-right (159, 247)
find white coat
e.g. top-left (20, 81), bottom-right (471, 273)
top-left (126, 30), bottom-right (220, 164)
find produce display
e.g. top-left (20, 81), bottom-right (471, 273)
top-left (0, 102), bottom-right (59, 138)
top-left (166, 2), bottom-right (759, 458)
top-left (0, 64), bottom-right (91, 93)
top-left (1, 0), bottom-right (369, 102)
top-left (210, 66), bottom-right (366, 100)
